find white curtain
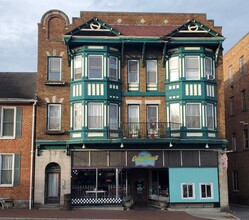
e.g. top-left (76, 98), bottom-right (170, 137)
top-left (185, 56), bottom-right (199, 80)
top-left (1, 155), bottom-right (13, 184)
top-left (128, 105), bottom-right (139, 130)
top-left (48, 173), bottom-right (59, 197)
top-left (48, 105), bottom-right (61, 130)
top-left (186, 103), bottom-right (200, 128)
top-left (170, 103), bottom-right (180, 129)
top-left (146, 60), bottom-right (157, 84)
top-left (74, 103), bottom-right (82, 130)
top-left (88, 103), bottom-right (103, 129)
top-left (109, 104), bottom-right (118, 130)
top-left (169, 57), bottom-right (179, 81)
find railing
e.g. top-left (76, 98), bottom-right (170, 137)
top-left (109, 122), bottom-right (181, 139)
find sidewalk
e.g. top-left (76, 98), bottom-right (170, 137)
top-left (0, 206), bottom-right (239, 220)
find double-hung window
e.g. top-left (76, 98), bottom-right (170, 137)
top-left (232, 170), bottom-right (239, 191)
top-left (229, 65), bottom-right (233, 81)
top-left (241, 90), bottom-right (247, 111)
top-left (128, 60), bottom-right (139, 83)
top-left (109, 104), bottom-right (118, 130)
top-left (109, 56), bottom-right (118, 81)
top-left (73, 103), bottom-right (82, 130)
top-left (88, 55), bottom-right (103, 79)
top-left (232, 133), bottom-right (237, 151)
top-left (181, 183), bottom-right (195, 199)
top-left (74, 56), bottom-right (82, 80)
top-left (243, 129), bottom-right (249, 149)
top-left (205, 57), bottom-right (213, 79)
top-left (0, 154), bottom-right (20, 186)
top-left (230, 97), bottom-right (234, 116)
top-left (147, 105), bottom-right (158, 131)
top-left (0, 107), bottom-right (22, 138)
top-left (207, 104), bottom-right (214, 130)
top-left (200, 183), bottom-right (213, 199)
top-left (169, 57), bottom-right (179, 81)
top-left (185, 56), bottom-right (200, 80)
top-left (47, 104), bottom-right (61, 131)
top-left (48, 57), bottom-right (61, 81)
top-left (128, 105), bottom-right (139, 131)
top-left (88, 103), bottom-right (103, 129)
top-left (170, 103), bottom-right (180, 129)
top-left (186, 103), bottom-right (201, 129)
top-left (146, 60), bottom-right (157, 84)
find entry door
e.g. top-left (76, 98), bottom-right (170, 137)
top-left (131, 169), bottom-right (148, 203)
top-left (46, 172), bottom-right (60, 203)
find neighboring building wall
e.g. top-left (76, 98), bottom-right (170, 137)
top-left (34, 150), bottom-right (71, 205)
top-left (0, 104), bottom-right (33, 207)
top-left (224, 33), bottom-right (249, 205)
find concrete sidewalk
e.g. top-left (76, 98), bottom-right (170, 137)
top-left (0, 207), bottom-right (238, 220)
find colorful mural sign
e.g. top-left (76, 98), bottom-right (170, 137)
top-left (132, 151), bottom-right (159, 167)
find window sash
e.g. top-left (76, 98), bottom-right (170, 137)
top-left (88, 103), bottom-right (103, 129)
top-left (88, 55), bottom-right (103, 79)
top-left (169, 57), bottom-right (179, 81)
top-left (170, 103), bottom-right (180, 129)
top-left (109, 104), bottom-right (118, 130)
top-left (128, 105), bottom-right (139, 130)
top-left (128, 60), bottom-right (139, 83)
top-left (109, 57), bottom-right (118, 81)
top-left (182, 183), bottom-right (194, 199)
top-left (73, 103), bottom-right (82, 130)
top-left (0, 154), bottom-right (13, 185)
top-left (48, 104), bottom-right (61, 130)
top-left (146, 60), bottom-right (157, 84)
top-left (1, 108), bottom-right (15, 137)
top-left (229, 65), bottom-right (233, 81)
top-left (200, 183), bottom-right (213, 199)
top-left (207, 104), bottom-right (214, 130)
top-left (74, 56), bottom-right (82, 80)
top-left (147, 105), bottom-right (158, 130)
top-left (185, 56), bottom-right (200, 80)
top-left (49, 57), bottom-right (61, 81)
top-left (186, 103), bottom-right (201, 129)
top-left (243, 129), bottom-right (249, 149)
top-left (205, 57), bottom-right (213, 76)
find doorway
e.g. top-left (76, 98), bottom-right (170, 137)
top-left (130, 169), bottom-right (149, 204)
top-left (45, 163), bottom-right (61, 204)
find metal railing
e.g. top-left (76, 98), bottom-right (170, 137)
top-left (109, 122), bottom-right (181, 139)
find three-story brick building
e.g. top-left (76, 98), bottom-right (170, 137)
top-left (34, 10), bottom-right (228, 211)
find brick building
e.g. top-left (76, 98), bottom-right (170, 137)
top-left (35, 10), bottom-right (228, 210)
top-left (0, 72), bottom-right (37, 208)
top-left (224, 33), bottom-right (249, 205)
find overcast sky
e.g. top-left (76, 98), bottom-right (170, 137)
top-left (0, 0), bottom-right (248, 72)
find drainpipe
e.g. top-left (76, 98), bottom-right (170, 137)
top-left (29, 100), bottom-right (37, 209)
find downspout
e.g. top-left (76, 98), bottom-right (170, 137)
top-left (29, 100), bottom-right (37, 209)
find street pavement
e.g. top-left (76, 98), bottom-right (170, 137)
top-left (0, 205), bottom-right (240, 220)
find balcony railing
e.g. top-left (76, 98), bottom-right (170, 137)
top-left (109, 122), bottom-right (181, 139)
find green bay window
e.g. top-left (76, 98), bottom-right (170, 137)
top-left (170, 103), bottom-right (180, 129)
top-left (205, 57), bottom-right (213, 78)
top-left (207, 104), bottom-right (214, 130)
top-left (109, 104), bottom-right (118, 130)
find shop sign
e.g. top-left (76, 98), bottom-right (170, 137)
top-left (132, 151), bottom-right (159, 167)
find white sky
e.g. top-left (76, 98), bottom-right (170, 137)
top-left (0, 0), bottom-right (248, 72)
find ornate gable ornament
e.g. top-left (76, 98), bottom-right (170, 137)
top-left (66, 18), bottom-right (121, 37)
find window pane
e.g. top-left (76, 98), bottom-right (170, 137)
top-left (88, 103), bottom-right (103, 129)
top-left (147, 105), bottom-right (158, 130)
top-left (109, 57), bottom-right (118, 81)
top-left (188, 185), bottom-right (193, 197)
top-left (49, 57), bottom-right (61, 81)
top-left (74, 56), bottom-right (82, 80)
top-left (205, 57), bottom-right (212, 76)
top-left (2, 109), bottom-right (14, 136)
top-left (109, 104), bottom-right (118, 130)
top-left (128, 105), bottom-right (139, 130)
top-left (89, 55), bottom-right (102, 79)
top-left (74, 103), bottom-right (82, 130)
top-left (128, 60), bottom-right (138, 83)
top-left (169, 57), bottom-right (179, 81)
top-left (1, 155), bottom-right (13, 184)
top-left (186, 103), bottom-right (200, 128)
top-left (185, 56), bottom-right (199, 80)
top-left (146, 60), bottom-right (157, 84)
top-left (207, 104), bottom-right (214, 129)
top-left (170, 103), bottom-right (180, 129)
top-left (48, 105), bottom-right (61, 130)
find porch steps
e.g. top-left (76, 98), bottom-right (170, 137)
top-left (36, 204), bottom-right (62, 210)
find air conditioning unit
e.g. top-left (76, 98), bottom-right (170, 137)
top-left (206, 75), bottom-right (214, 80)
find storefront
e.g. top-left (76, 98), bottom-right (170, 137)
top-left (71, 149), bottom-right (218, 207)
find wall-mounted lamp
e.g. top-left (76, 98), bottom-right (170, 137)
top-left (82, 144), bottom-right (86, 149)
top-left (120, 143), bottom-right (124, 148)
top-left (205, 143), bottom-right (209, 149)
top-left (169, 142), bottom-right (173, 148)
